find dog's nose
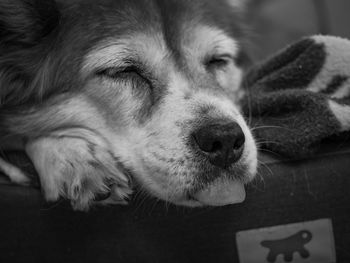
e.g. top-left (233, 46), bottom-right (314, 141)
top-left (192, 122), bottom-right (245, 168)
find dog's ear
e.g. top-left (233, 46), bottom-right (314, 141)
top-left (0, 0), bottom-right (60, 46)
top-left (0, 0), bottom-right (61, 107)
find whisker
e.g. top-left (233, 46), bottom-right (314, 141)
top-left (258, 148), bottom-right (284, 158)
top-left (247, 90), bottom-right (253, 127)
top-left (249, 172), bottom-right (266, 192)
top-left (149, 197), bottom-right (161, 214)
top-left (132, 186), bottom-right (151, 214)
top-left (251, 125), bottom-right (286, 131)
top-left (40, 199), bottom-right (65, 211)
top-left (258, 160), bottom-right (275, 178)
top-left (256, 141), bottom-right (281, 146)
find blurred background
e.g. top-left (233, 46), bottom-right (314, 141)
top-left (247, 0), bottom-right (350, 61)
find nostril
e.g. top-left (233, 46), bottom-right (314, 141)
top-left (211, 141), bottom-right (223, 152)
top-left (193, 134), bottom-right (223, 153)
top-left (233, 133), bottom-right (245, 150)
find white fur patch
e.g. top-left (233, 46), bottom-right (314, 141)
top-left (308, 36), bottom-right (350, 95)
top-left (331, 79), bottom-right (350, 99)
top-left (329, 100), bottom-right (350, 131)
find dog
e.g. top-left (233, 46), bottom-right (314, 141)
top-left (0, 0), bottom-right (257, 211)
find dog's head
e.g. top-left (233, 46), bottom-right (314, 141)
top-left (0, 0), bottom-right (257, 207)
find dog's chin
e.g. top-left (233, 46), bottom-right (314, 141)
top-left (173, 178), bottom-right (247, 207)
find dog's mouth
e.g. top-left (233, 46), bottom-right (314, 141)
top-left (179, 178), bottom-right (246, 207)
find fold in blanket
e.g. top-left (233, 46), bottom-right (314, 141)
top-left (242, 35), bottom-right (350, 158)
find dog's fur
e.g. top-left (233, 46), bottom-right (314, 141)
top-left (0, 0), bottom-right (257, 211)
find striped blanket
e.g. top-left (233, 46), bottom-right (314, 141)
top-left (242, 35), bottom-right (350, 157)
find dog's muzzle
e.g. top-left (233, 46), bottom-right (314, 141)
top-left (189, 120), bottom-right (247, 206)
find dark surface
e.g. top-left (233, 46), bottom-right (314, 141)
top-left (0, 142), bottom-right (349, 263)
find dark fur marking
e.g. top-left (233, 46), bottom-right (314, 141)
top-left (87, 160), bottom-right (102, 170)
top-left (135, 80), bottom-right (169, 125)
top-left (0, 0), bottom-right (60, 46)
top-left (0, 0), bottom-right (62, 108)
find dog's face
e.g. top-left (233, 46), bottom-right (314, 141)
top-left (1, 0), bottom-right (257, 207)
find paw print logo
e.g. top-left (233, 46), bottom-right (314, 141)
top-left (261, 230), bottom-right (312, 262)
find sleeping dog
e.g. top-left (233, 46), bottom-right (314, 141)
top-left (0, 0), bottom-right (257, 211)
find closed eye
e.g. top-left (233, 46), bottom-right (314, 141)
top-left (97, 65), bottom-right (142, 79)
top-left (205, 55), bottom-right (233, 70)
top-left (96, 65), bottom-right (153, 89)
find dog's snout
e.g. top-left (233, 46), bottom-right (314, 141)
top-left (192, 122), bottom-right (245, 168)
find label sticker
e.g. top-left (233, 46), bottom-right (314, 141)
top-left (236, 219), bottom-right (336, 263)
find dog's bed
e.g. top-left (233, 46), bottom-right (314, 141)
top-left (1, 35), bottom-right (350, 263)
top-left (0, 140), bottom-right (349, 263)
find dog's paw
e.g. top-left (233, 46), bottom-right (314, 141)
top-left (26, 129), bottom-right (132, 211)
top-left (96, 183), bottom-right (133, 206)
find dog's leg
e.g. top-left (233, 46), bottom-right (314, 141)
top-left (0, 157), bottom-right (31, 185)
top-left (25, 129), bottom-right (132, 211)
